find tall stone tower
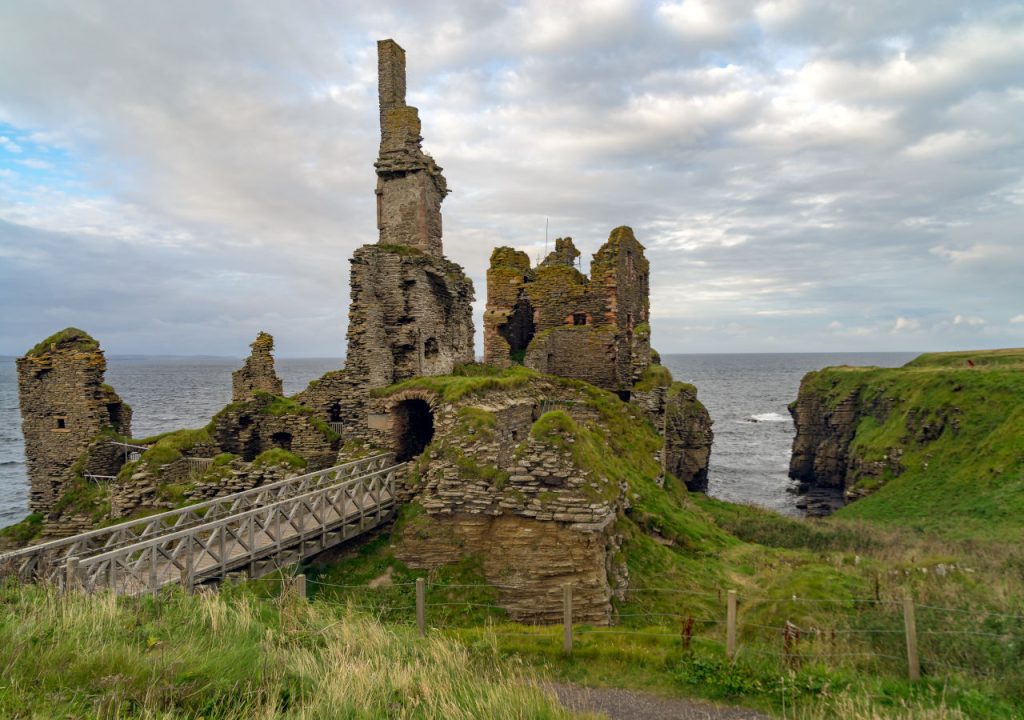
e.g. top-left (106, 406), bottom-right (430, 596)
top-left (374, 39), bottom-right (448, 257)
top-left (295, 40), bottom-right (475, 444)
top-left (16, 328), bottom-right (132, 513)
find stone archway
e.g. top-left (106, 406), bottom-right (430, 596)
top-left (392, 397), bottom-right (435, 462)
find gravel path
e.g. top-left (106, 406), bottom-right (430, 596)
top-left (548, 683), bottom-right (772, 720)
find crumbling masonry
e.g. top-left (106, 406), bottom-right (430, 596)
top-left (297, 39), bottom-right (475, 443)
top-left (232, 331), bottom-right (283, 401)
top-left (16, 329), bottom-right (131, 513)
top-left (485, 232), bottom-right (651, 393)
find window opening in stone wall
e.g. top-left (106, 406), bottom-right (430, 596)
top-left (424, 337), bottom-right (439, 358)
top-left (572, 312), bottom-right (589, 326)
top-left (271, 431), bottom-right (293, 451)
top-left (617, 391), bottom-right (632, 403)
top-left (107, 403), bottom-right (123, 429)
top-left (392, 399), bottom-right (434, 462)
top-left (499, 294), bottom-right (535, 364)
top-left (54, 416), bottom-right (67, 430)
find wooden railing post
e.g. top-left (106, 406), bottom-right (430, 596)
top-left (293, 573), bottom-right (306, 599)
top-left (416, 577), bottom-right (426, 637)
top-left (903, 594), bottom-right (920, 681)
top-left (181, 549), bottom-right (194, 594)
top-left (726, 589), bottom-right (738, 660)
top-left (65, 556), bottom-right (80, 593)
top-left (563, 583), bottom-right (573, 655)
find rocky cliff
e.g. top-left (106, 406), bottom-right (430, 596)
top-left (788, 349), bottom-right (1024, 537)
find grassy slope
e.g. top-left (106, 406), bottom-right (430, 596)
top-left (0, 581), bottom-right (586, 720)
top-left (313, 365), bottom-right (1024, 717)
top-left (798, 349), bottom-right (1024, 539)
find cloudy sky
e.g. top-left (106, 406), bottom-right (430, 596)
top-left (0, 1), bottom-right (1022, 356)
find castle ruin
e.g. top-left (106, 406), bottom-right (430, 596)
top-left (232, 331), bottom-right (283, 401)
top-left (16, 329), bottom-right (131, 513)
top-left (484, 231), bottom-right (651, 395)
top-left (11, 39), bottom-right (714, 622)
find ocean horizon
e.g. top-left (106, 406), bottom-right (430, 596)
top-left (0, 351), bottom-right (919, 527)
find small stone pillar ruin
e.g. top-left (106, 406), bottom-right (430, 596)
top-left (232, 331), bottom-right (283, 401)
top-left (16, 328), bottom-right (132, 513)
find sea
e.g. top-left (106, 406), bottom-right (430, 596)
top-left (0, 352), bottom-right (917, 527)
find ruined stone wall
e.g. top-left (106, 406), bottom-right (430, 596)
top-left (377, 380), bottom-right (628, 624)
top-left (300, 39), bottom-right (475, 446)
top-left (524, 326), bottom-right (619, 390)
top-left (211, 395), bottom-right (338, 469)
top-left (16, 329), bottom-right (132, 513)
top-left (483, 228), bottom-right (651, 392)
top-left (344, 247), bottom-right (475, 388)
top-left (232, 331), bottom-right (283, 401)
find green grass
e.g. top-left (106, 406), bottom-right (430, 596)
top-left (0, 580), bottom-right (584, 719)
top-left (0, 512), bottom-right (43, 545)
top-left (25, 327), bottom-right (99, 356)
top-left (633, 362), bottom-right (672, 391)
top-left (371, 364), bottom-right (535, 402)
top-left (795, 351), bottom-right (1024, 540)
top-left (252, 448), bottom-right (307, 469)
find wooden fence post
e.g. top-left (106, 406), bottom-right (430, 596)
top-left (416, 577), bottom-right (426, 637)
top-left (726, 589), bottom-right (737, 660)
top-left (65, 556), bottom-right (80, 593)
top-left (562, 583), bottom-right (573, 655)
top-left (294, 573), bottom-right (306, 600)
top-left (903, 594), bottom-right (920, 681)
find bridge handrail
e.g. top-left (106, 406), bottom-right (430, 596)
top-left (0, 452), bottom-right (392, 564)
top-left (77, 463), bottom-right (403, 568)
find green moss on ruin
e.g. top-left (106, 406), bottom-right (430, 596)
top-left (377, 243), bottom-right (425, 256)
top-left (634, 362), bottom-right (673, 391)
top-left (489, 246), bottom-right (532, 271)
top-left (51, 477), bottom-right (111, 522)
top-left (372, 365), bottom-right (535, 402)
top-left (456, 406), bottom-right (497, 441)
top-left (25, 327), bottom-right (100, 357)
top-left (252, 448), bottom-right (307, 469)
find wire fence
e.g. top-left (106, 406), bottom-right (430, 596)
top-left (234, 575), bottom-right (1024, 683)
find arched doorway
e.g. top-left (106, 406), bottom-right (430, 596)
top-left (393, 398), bottom-right (435, 462)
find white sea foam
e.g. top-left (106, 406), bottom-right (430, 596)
top-left (750, 412), bottom-right (789, 423)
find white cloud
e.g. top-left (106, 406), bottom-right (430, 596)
top-left (1011, 314), bottom-right (1024, 324)
top-left (0, 1), bottom-right (1022, 354)
top-left (893, 317), bottom-right (921, 333)
top-left (953, 314), bottom-right (985, 326)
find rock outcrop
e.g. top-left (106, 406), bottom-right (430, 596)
top-left (232, 331), bottom-right (283, 401)
top-left (788, 350), bottom-right (1024, 519)
top-left (16, 328), bottom-right (132, 513)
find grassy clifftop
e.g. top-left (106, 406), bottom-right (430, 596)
top-left (791, 348), bottom-right (1024, 540)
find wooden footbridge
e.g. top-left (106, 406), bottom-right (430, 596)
top-left (0, 453), bottom-right (402, 595)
